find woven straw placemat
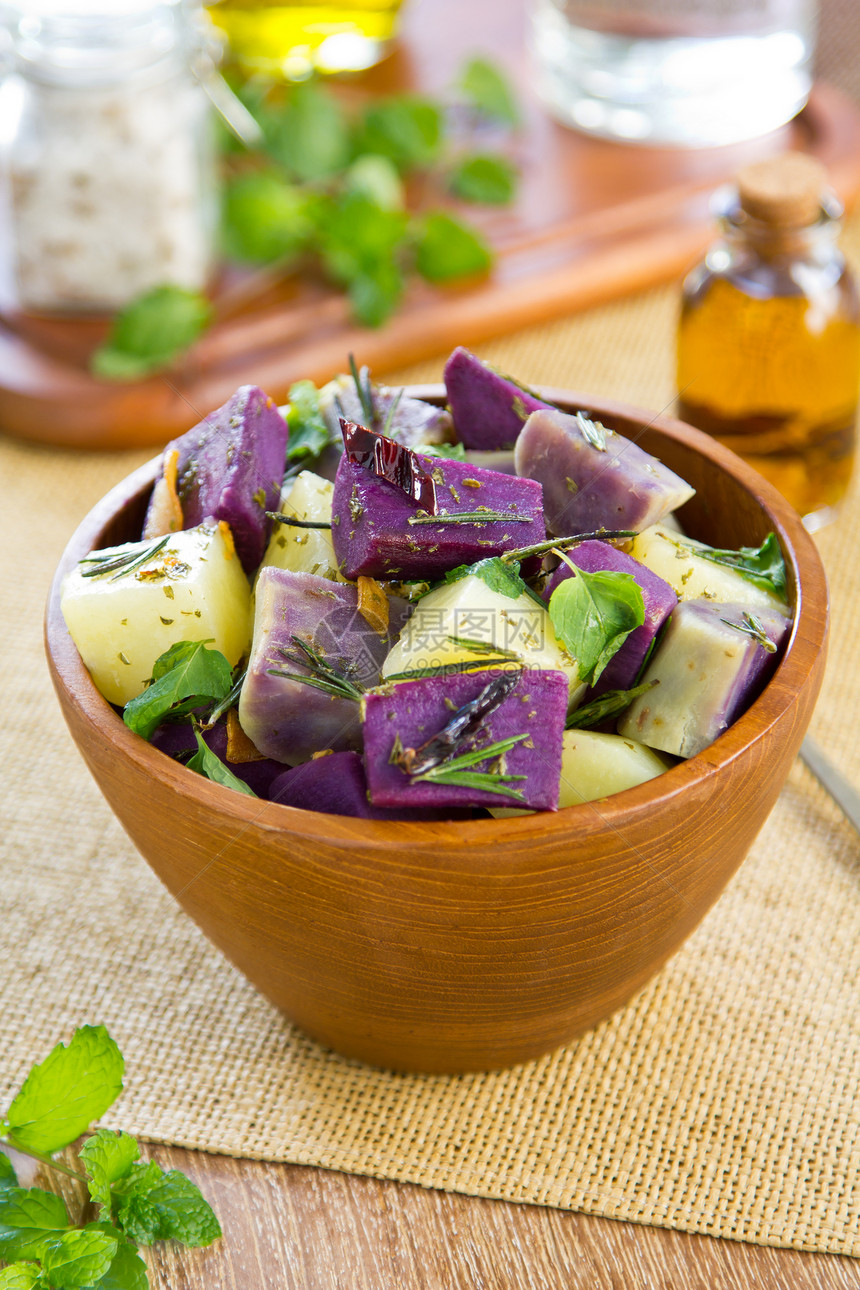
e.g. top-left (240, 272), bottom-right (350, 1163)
top-left (1, 225), bottom-right (859, 1261)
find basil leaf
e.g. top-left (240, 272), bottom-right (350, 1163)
top-left (186, 730), bottom-right (258, 797)
top-left (4, 1027), bottom-right (123, 1156)
top-left (413, 212), bottom-right (493, 283)
top-left (40, 1229), bottom-right (117, 1288)
top-left (458, 56), bottom-right (520, 126)
top-left (0, 1152), bottom-right (17, 1194)
top-left (548, 568), bottom-right (645, 686)
top-left (0, 1189), bottom-right (70, 1262)
top-left (691, 531), bottom-right (787, 596)
top-left (448, 153), bottom-right (517, 205)
top-left (79, 1130), bottom-right (140, 1219)
top-left (113, 1162), bottom-right (221, 1248)
top-left (221, 171), bottom-right (313, 266)
top-left (356, 95), bottom-right (443, 172)
top-left (91, 286), bottom-right (212, 382)
top-left (444, 557), bottom-right (526, 600)
top-left (123, 641), bottom-right (233, 741)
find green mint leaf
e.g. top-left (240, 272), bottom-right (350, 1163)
top-left (0, 1188), bottom-right (70, 1262)
top-left (356, 96), bottom-right (443, 172)
top-left (284, 381), bottom-right (332, 463)
top-left (566, 679), bottom-right (657, 729)
top-left (317, 192), bottom-right (408, 286)
top-left (413, 212), bottom-right (493, 284)
top-left (548, 568), bottom-right (645, 687)
top-left (186, 729), bottom-right (257, 797)
top-left (0, 1263), bottom-right (44, 1290)
top-left (122, 641), bottom-right (233, 741)
top-left (690, 531), bottom-right (787, 596)
top-left (5, 1027), bottom-right (123, 1156)
top-left (457, 57), bottom-right (520, 126)
top-left (85, 1224), bottom-right (148, 1290)
top-left (113, 1163), bottom-right (221, 1248)
top-left (91, 286), bottom-right (212, 382)
top-left (262, 80), bottom-right (351, 182)
top-left (40, 1229), bottom-right (117, 1288)
top-left (448, 153), bottom-right (517, 205)
top-left (221, 172), bottom-right (313, 266)
top-left (347, 262), bottom-right (404, 328)
top-left (79, 1131), bottom-right (140, 1219)
top-left (343, 154), bottom-right (404, 212)
top-left (0, 1153), bottom-right (17, 1194)
top-left (443, 556), bottom-right (526, 600)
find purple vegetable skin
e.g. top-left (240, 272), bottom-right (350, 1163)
top-left (332, 450), bottom-right (546, 581)
top-left (268, 751), bottom-right (462, 819)
top-left (514, 408), bottom-right (695, 536)
top-left (545, 541), bottom-right (677, 694)
top-left (617, 599), bottom-right (791, 758)
top-left (363, 669), bottom-right (568, 811)
top-left (444, 347), bottom-right (553, 450)
top-left (238, 567), bottom-right (410, 765)
top-left (151, 719), bottom-right (284, 797)
top-left (146, 385), bottom-right (288, 573)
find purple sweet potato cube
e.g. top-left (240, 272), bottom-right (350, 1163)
top-left (514, 408), bottom-right (695, 536)
top-left (332, 450), bottom-right (546, 581)
top-left (267, 751), bottom-right (463, 818)
top-left (544, 540), bottom-right (678, 694)
top-left (363, 669), bottom-right (568, 811)
top-left (238, 567), bottom-right (411, 765)
top-left (617, 599), bottom-right (791, 758)
top-left (146, 385), bottom-right (288, 573)
top-left (444, 347), bottom-right (553, 450)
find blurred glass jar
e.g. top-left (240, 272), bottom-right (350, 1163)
top-left (530, 0), bottom-right (818, 147)
top-left (0, 0), bottom-right (218, 313)
top-left (676, 153), bottom-right (860, 526)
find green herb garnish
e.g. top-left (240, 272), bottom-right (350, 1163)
top-left (687, 532), bottom-right (787, 597)
top-left (284, 379), bottom-right (334, 464)
top-left (267, 511), bottom-right (332, 530)
top-left (185, 727), bottom-right (257, 796)
top-left (349, 353), bottom-right (376, 428)
top-left (90, 286), bottom-right (213, 381)
top-left (80, 536), bottom-right (171, 582)
top-left (565, 680), bottom-right (658, 729)
top-left (407, 508), bottom-right (532, 526)
top-left (122, 640), bottom-right (233, 741)
top-left (443, 555), bottom-right (526, 600)
top-left (500, 530), bottom-right (637, 564)
top-left (416, 443), bottom-right (467, 461)
top-left (574, 410), bottom-right (608, 451)
top-left (547, 566), bottom-right (645, 687)
top-left (267, 636), bottom-right (365, 702)
top-left (410, 734), bottom-right (529, 801)
top-left (0, 1027), bottom-right (220, 1289)
top-left (448, 153), bottom-right (517, 205)
top-left (721, 612), bottom-right (778, 652)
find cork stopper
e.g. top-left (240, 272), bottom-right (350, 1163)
top-left (736, 152), bottom-right (827, 228)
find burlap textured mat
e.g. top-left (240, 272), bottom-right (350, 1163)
top-left (2, 226), bottom-right (859, 1263)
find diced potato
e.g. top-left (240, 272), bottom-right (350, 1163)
top-left (381, 573), bottom-right (586, 703)
top-left (259, 470), bottom-right (345, 583)
top-left (557, 729), bottom-right (672, 805)
top-left (630, 525), bottom-right (790, 617)
top-left (61, 522), bottom-right (252, 706)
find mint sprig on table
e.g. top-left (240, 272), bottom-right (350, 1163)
top-left (92, 57), bottom-right (519, 379)
top-left (0, 1026), bottom-right (221, 1290)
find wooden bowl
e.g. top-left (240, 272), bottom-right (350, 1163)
top-left (45, 390), bottom-right (828, 1073)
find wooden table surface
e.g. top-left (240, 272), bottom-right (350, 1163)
top-left (141, 1146), bottom-right (860, 1288)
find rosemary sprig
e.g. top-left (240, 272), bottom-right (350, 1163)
top-left (266, 510), bottom-right (332, 529)
top-left (411, 733), bottom-right (529, 801)
top-left (201, 665), bottom-right (247, 730)
top-left (349, 352), bottom-right (376, 428)
top-left (722, 612), bottom-right (777, 652)
top-left (383, 658), bottom-right (522, 682)
top-left (565, 679), bottom-right (657, 729)
top-left (574, 410), bottom-right (608, 451)
top-left (407, 508), bottom-right (533, 526)
top-left (391, 671), bottom-right (521, 777)
top-left (80, 534), bottom-right (171, 581)
top-left (446, 635), bottom-right (521, 658)
top-left (267, 635), bottom-right (365, 701)
top-left (382, 387), bottom-right (404, 437)
top-left (500, 530), bottom-right (637, 564)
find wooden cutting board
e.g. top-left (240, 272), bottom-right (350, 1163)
top-left (3, 0), bottom-right (860, 450)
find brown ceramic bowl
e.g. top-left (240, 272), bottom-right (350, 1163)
top-left (46, 389), bottom-right (828, 1074)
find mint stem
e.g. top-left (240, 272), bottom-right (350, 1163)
top-left (0, 1135), bottom-right (88, 1184)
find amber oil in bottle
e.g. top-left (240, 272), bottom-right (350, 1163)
top-left (676, 152), bottom-right (860, 527)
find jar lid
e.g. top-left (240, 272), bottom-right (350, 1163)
top-left (736, 152), bottom-right (828, 228)
top-left (3, 0), bottom-right (205, 85)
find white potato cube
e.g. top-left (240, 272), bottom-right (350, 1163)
top-left (61, 522), bottom-right (251, 706)
top-left (630, 525), bottom-right (789, 617)
top-left (258, 471), bottom-right (344, 582)
top-left (558, 729), bottom-right (672, 805)
top-left (382, 573), bottom-right (585, 703)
